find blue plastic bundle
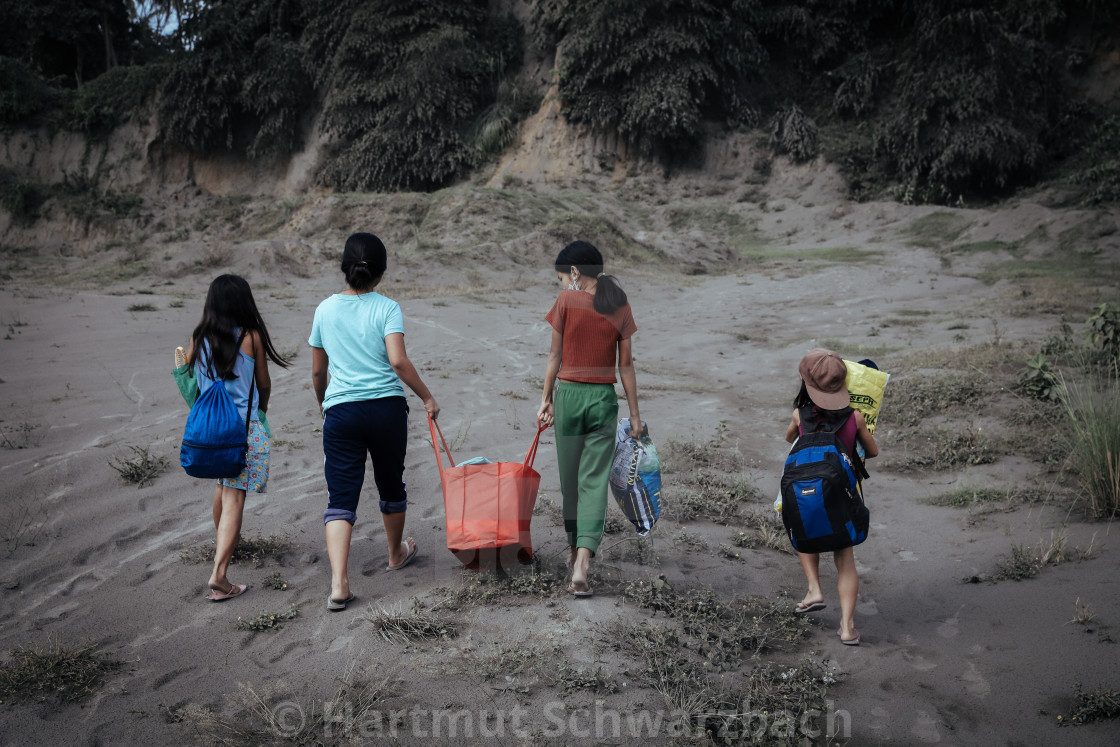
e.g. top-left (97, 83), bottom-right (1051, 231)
top-left (608, 418), bottom-right (662, 535)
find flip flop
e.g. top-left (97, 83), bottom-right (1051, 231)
top-left (207, 584), bottom-right (247, 602)
top-left (794, 601), bottom-right (827, 615)
top-left (567, 583), bottom-right (593, 598)
top-left (386, 539), bottom-right (418, 571)
top-left (327, 592), bottom-right (356, 611)
top-left (841, 629), bottom-right (861, 646)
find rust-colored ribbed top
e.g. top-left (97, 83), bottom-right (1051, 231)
top-left (546, 290), bottom-right (637, 383)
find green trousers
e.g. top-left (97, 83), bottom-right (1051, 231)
top-left (554, 381), bottom-right (618, 555)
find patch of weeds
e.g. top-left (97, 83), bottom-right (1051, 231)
top-left (179, 531), bottom-right (295, 567)
top-left (730, 510), bottom-right (791, 553)
top-left (1, 500), bottom-right (45, 556)
top-left (603, 510), bottom-right (628, 534)
top-left (903, 211), bottom-right (971, 248)
top-left (532, 495), bottom-right (564, 526)
top-left (364, 600), bottom-right (457, 643)
top-left (168, 299), bottom-right (185, 309)
top-left (718, 543), bottom-right (745, 561)
top-left (620, 578), bottom-right (812, 661)
top-left (599, 534), bottom-right (661, 566)
top-left (235, 606), bottom-right (298, 632)
top-left (442, 561), bottom-right (564, 609)
top-left (180, 664), bottom-right (391, 743)
top-left (108, 445), bottom-right (169, 487)
top-left (674, 528), bottom-right (707, 552)
top-left (553, 663), bottom-right (618, 694)
top-left (609, 619), bottom-right (832, 741)
top-left (0, 421), bottom-right (42, 450)
top-left (887, 374), bottom-right (985, 427)
top-left (125, 302), bottom-right (157, 312)
top-left (0, 638), bottom-right (123, 703)
top-left (895, 427), bottom-right (997, 471)
top-left (1057, 684), bottom-right (1120, 726)
top-left (471, 642), bottom-right (555, 681)
top-left (261, 573), bottom-right (288, 591)
top-left (926, 486), bottom-right (1044, 508)
top-left (666, 473), bottom-right (759, 523)
top-left (992, 531), bottom-right (1095, 582)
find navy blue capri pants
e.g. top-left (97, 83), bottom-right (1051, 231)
top-left (322, 397), bottom-right (409, 524)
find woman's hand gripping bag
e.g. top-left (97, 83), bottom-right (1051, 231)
top-left (609, 418), bottom-right (662, 535)
top-left (430, 416), bottom-right (545, 570)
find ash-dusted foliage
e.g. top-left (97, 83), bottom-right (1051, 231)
top-left (160, 0), bottom-right (312, 158)
top-left (534, 0), bottom-right (764, 156)
top-left (765, 0), bottom-right (1118, 202)
top-left (315, 0), bottom-right (519, 191)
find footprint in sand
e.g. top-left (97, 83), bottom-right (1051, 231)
top-left (961, 661), bottom-right (991, 698)
top-left (902, 649), bottom-right (938, 671)
top-left (856, 598), bottom-right (879, 615)
top-left (937, 604), bottom-right (965, 639)
top-left (896, 550), bottom-right (918, 562)
top-left (911, 710), bottom-right (942, 743)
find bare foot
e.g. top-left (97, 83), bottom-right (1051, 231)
top-left (387, 537), bottom-right (418, 570)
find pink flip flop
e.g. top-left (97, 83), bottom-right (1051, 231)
top-left (208, 584), bottom-right (248, 602)
top-left (841, 629), bottom-right (861, 646)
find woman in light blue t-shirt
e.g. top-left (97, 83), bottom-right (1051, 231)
top-left (309, 233), bottom-right (440, 612)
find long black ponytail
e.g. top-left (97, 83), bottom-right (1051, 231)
top-left (554, 240), bottom-right (628, 315)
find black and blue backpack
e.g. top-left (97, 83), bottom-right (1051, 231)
top-left (780, 406), bottom-right (870, 554)
top-left (180, 342), bottom-right (255, 480)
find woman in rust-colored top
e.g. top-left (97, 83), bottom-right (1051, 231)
top-left (538, 241), bottom-right (640, 596)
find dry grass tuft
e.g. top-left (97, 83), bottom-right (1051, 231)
top-left (0, 638), bottom-right (122, 703)
top-left (364, 601), bottom-right (457, 643)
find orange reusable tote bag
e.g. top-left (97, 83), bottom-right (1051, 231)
top-left (429, 415), bottom-right (547, 571)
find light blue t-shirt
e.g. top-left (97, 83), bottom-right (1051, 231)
top-left (308, 293), bottom-right (406, 411)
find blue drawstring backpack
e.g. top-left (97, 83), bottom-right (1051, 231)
top-left (180, 372), bottom-right (254, 480)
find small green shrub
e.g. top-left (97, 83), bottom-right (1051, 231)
top-left (1058, 684), bottom-right (1120, 726)
top-left (1016, 353), bottom-right (1062, 402)
top-left (1085, 303), bottom-right (1120, 359)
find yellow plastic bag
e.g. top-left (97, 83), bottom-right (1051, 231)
top-left (843, 359), bottom-right (890, 434)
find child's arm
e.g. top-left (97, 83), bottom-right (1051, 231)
top-left (784, 409), bottom-right (800, 444)
top-left (537, 328), bottom-right (563, 427)
top-left (248, 331), bottom-right (272, 413)
top-left (386, 333), bottom-right (439, 419)
top-left (311, 346), bottom-right (329, 417)
top-left (618, 338), bottom-right (641, 437)
top-left (854, 410), bottom-right (879, 458)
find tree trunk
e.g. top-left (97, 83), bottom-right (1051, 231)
top-left (102, 11), bottom-right (118, 70)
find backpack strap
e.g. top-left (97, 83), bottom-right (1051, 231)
top-left (235, 328), bottom-right (256, 438)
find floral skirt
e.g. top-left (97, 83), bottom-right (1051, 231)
top-left (218, 419), bottom-right (269, 493)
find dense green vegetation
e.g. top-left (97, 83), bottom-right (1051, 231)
top-left (0, 0), bottom-right (1117, 202)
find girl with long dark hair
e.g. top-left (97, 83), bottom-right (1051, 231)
top-left (186, 274), bottom-right (289, 601)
